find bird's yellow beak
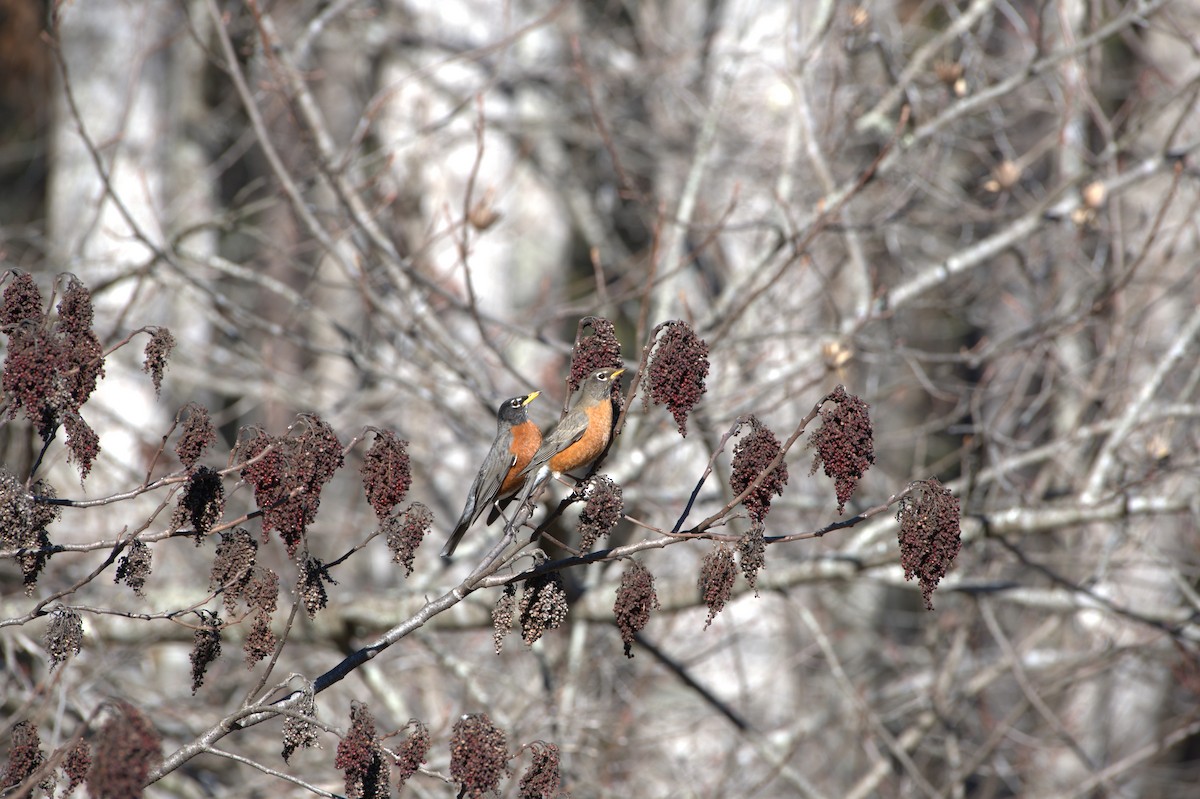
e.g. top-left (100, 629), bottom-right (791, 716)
top-left (611, 368), bottom-right (626, 379)
top-left (522, 391), bottom-right (540, 406)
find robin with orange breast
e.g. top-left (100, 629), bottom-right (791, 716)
top-left (520, 367), bottom-right (626, 487)
top-left (441, 392), bottom-right (542, 558)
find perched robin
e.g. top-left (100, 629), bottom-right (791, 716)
top-left (521, 367), bottom-right (626, 485)
top-left (441, 392), bottom-right (542, 558)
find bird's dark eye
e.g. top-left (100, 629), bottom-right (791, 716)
top-left (511, 399), bottom-right (522, 408)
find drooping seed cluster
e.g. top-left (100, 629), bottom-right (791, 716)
top-left (87, 702), bottom-right (162, 799)
top-left (174, 403), bottom-right (217, 470)
top-left (577, 474), bottom-right (623, 551)
top-left (395, 720), bottom-right (431, 790)
top-left (280, 683), bottom-right (318, 763)
top-left (897, 478), bottom-right (962, 610)
top-left (613, 559), bottom-right (660, 657)
top-left (360, 429), bottom-right (411, 520)
top-left (384, 501), bottom-right (432, 576)
top-left (519, 570), bottom-right (569, 647)
top-left (568, 316), bottom-right (624, 393)
top-left (808, 385), bottom-right (875, 514)
top-left (731, 416), bottom-right (789, 524)
top-left (242, 566), bottom-right (280, 667)
top-left (142, 327), bottom-right (176, 397)
top-left (45, 606), bottom-right (83, 669)
top-left (449, 713), bottom-right (510, 798)
top-left (737, 524), bottom-right (767, 594)
top-left (1, 274), bottom-right (107, 477)
top-left (115, 539), bottom-right (152, 596)
top-left (646, 320), bottom-right (710, 436)
top-left (297, 555), bottom-right (336, 619)
top-left (334, 703), bottom-right (389, 799)
top-left (0, 721), bottom-right (48, 794)
top-left (493, 583), bottom-right (518, 654)
top-left (699, 543), bottom-right (737, 629)
top-left (236, 416), bottom-right (344, 558)
top-left (210, 528), bottom-right (258, 614)
top-left (0, 721), bottom-right (89, 796)
top-left (0, 471), bottom-right (57, 592)
top-left (189, 610), bottom-right (222, 694)
top-left (173, 465), bottom-right (225, 540)
top-left (518, 741), bottom-right (563, 799)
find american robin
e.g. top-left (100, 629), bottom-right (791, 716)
top-left (440, 392), bottom-right (542, 558)
top-left (521, 367), bottom-right (626, 485)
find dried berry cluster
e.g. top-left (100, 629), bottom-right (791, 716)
top-left (568, 316), bottom-right (623, 392)
top-left (361, 429), bottom-right (411, 519)
top-left (326, 706), bottom-right (574, 798)
top-left (613, 559), bottom-right (660, 657)
top-left (242, 566), bottom-right (280, 666)
top-left (0, 471), bottom-right (59, 593)
top-left (87, 702), bottom-right (162, 799)
top-left (63, 415), bottom-right (101, 481)
top-left (1, 269), bottom-right (42, 324)
top-left (237, 416), bottom-right (344, 558)
top-left (281, 683), bottom-right (319, 763)
top-left (730, 416), bottom-right (790, 524)
top-left (190, 610), bottom-right (222, 694)
top-left (646, 320), bottom-right (710, 435)
top-left (699, 544), bottom-right (737, 629)
top-left (519, 570), bottom-right (569, 647)
top-left (384, 501), bottom-right (432, 576)
top-left (0, 721), bottom-right (90, 796)
top-left (0, 720), bottom-right (47, 793)
top-left (1, 274), bottom-right (106, 478)
top-left (298, 711), bottom-right (565, 798)
top-left (737, 525), bottom-right (766, 594)
top-left (238, 428), bottom-right (285, 515)
top-left (45, 606), bottom-right (83, 668)
top-left (53, 278), bottom-right (105, 424)
top-left (808, 385), bottom-right (875, 514)
top-left (297, 555), bottom-right (336, 618)
top-left (335, 703), bottom-right (390, 799)
top-left (210, 528), bottom-right (259, 615)
top-left (30, 480), bottom-right (60, 531)
top-left (142, 327), bottom-right (175, 396)
top-left (396, 721), bottom-right (431, 790)
top-left (577, 475), bottom-right (623, 551)
top-left (492, 583), bottom-right (518, 654)
top-left (173, 465), bottom-right (226, 540)
top-left (518, 741), bottom-right (563, 799)
top-left (449, 713), bottom-right (509, 798)
top-left (62, 740), bottom-right (91, 795)
top-left (208, 530), bottom-right (281, 668)
top-left (114, 539), bottom-right (152, 596)
top-left (174, 403), bottom-right (217, 470)
top-left (897, 479), bottom-right (962, 610)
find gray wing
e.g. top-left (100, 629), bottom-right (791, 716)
top-left (442, 439), bottom-right (517, 558)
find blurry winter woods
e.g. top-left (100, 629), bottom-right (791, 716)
top-left (2, 0), bottom-right (1200, 796)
